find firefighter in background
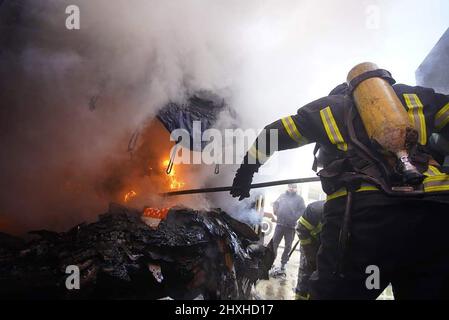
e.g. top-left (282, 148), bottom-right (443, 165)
top-left (231, 62), bottom-right (449, 299)
top-left (271, 183), bottom-right (305, 273)
top-left (295, 200), bottom-right (324, 300)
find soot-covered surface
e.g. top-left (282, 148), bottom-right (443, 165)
top-left (0, 203), bottom-right (274, 300)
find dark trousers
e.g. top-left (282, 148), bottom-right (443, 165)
top-left (272, 225), bottom-right (296, 266)
top-left (309, 194), bottom-right (449, 299)
top-left (296, 243), bottom-right (319, 295)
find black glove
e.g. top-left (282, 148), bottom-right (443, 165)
top-left (230, 164), bottom-right (257, 200)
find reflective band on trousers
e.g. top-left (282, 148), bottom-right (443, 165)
top-left (281, 116), bottom-right (308, 146)
top-left (435, 102), bottom-right (449, 131)
top-left (404, 94), bottom-right (427, 145)
top-left (319, 106), bottom-right (348, 151)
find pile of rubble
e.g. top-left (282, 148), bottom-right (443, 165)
top-left (0, 203), bottom-right (274, 300)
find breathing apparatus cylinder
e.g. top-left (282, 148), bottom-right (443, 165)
top-left (347, 62), bottom-right (424, 185)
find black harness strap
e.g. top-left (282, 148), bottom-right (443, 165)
top-left (312, 143), bottom-right (320, 172)
top-left (345, 101), bottom-right (392, 185)
top-left (347, 69), bottom-right (396, 94)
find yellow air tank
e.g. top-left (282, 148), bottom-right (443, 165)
top-left (347, 62), bottom-right (424, 185)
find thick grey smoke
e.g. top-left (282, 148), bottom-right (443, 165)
top-left (0, 0), bottom-right (448, 233)
top-left (0, 0), bottom-right (247, 232)
top-left (416, 28), bottom-right (449, 94)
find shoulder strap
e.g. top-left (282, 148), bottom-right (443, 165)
top-left (312, 143), bottom-right (320, 172)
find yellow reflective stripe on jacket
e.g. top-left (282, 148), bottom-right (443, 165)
top-left (435, 102), bottom-right (449, 131)
top-left (423, 165), bottom-right (449, 192)
top-left (326, 166), bottom-right (449, 200)
top-left (320, 106), bottom-right (348, 151)
top-left (295, 293), bottom-right (310, 300)
top-left (248, 144), bottom-right (269, 164)
top-left (424, 165), bottom-right (443, 176)
top-left (404, 94), bottom-right (427, 145)
top-left (299, 217), bottom-right (322, 237)
top-left (310, 222), bottom-right (322, 237)
top-left (423, 175), bottom-right (449, 192)
top-left (299, 216), bottom-right (314, 231)
top-left (281, 116), bottom-right (308, 146)
top-left (326, 184), bottom-right (379, 201)
top-left (299, 238), bottom-right (313, 245)
top-left (326, 189), bottom-right (348, 201)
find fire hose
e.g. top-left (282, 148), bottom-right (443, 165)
top-left (160, 176), bottom-right (320, 197)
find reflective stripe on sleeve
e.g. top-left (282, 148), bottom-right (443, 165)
top-left (423, 165), bottom-right (449, 192)
top-left (299, 216), bottom-right (314, 231)
top-left (320, 106), bottom-right (348, 151)
top-left (299, 217), bottom-right (322, 238)
top-left (299, 238), bottom-right (313, 245)
top-left (435, 102), bottom-right (449, 131)
top-left (310, 222), bottom-right (322, 237)
top-left (404, 94), bottom-right (427, 145)
top-left (423, 175), bottom-right (449, 192)
top-left (424, 165), bottom-right (443, 176)
top-left (281, 116), bottom-right (308, 146)
top-left (248, 144), bottom-right (269, 164)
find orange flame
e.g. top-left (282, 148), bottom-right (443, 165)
top-left (124, 190), bottom-right (137, 203)
top-left (162, 159), bottom-right (185, 190)
top-left (143, 207), bottom-right (170, 219)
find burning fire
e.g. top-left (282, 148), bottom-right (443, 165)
top-left (124, 190), bottom-right (137, 203)
top-left (162, 159), bottom-right (185, 190)
top-left (143, 207), bottom-right (170, 219)
top-left (141, 207), bottom-right (170, 229)
top-left (122, 157), bottom-right (184, 203)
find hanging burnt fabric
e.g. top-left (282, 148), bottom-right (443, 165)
top-left (156, 91), bottom-right (234, 151)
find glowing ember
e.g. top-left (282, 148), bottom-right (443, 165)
top-left (162, 159), bottom-right (185, 190)
top-left (124, 190), bottom-right (137, 202)
top-left (143, 207), bottom-right (170, 219)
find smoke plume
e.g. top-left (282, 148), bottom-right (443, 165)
top-left (0, 0), bottom-right (448, 233)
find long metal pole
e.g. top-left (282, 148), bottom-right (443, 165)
top-left (160, 176), bottom-right (320, 197)
top-left (288, 238), bottom-right (301, 259)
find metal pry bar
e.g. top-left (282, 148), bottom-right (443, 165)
top-left (160, 176), bottom-right (320, 197)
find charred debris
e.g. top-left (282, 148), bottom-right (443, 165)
top-left (0, 203), bottom-right (274, 300)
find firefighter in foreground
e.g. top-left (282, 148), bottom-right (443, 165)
top-left (295, 200), bottom-right (324, 300)
top-left (271, 183), bottom-right (305, 274)
top-left (231, 62), bottom-right (449, 299)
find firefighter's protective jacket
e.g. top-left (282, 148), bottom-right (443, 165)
top-left (296, 200), bottom-right (324, 297)
top-left (243, 84), bottom-right (449, 201)
top-left (297, 200), bottom-right (324, 247)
